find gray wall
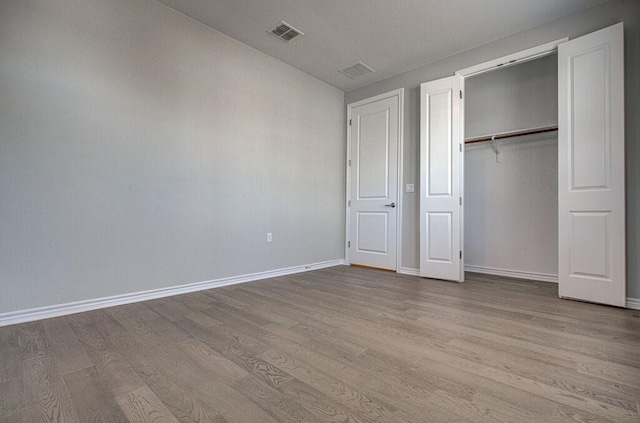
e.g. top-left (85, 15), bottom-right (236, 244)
top-left (345, 0), bottom-right (640, 298)
top-left (0, 0), bottom-right (345, 313)
top-left (464, 57), bottom-right (558, 277)
top-left (465, 137), bottom-right (558, 277)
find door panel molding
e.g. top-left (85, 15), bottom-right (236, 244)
top-left (558, 22), bottom-right (625, 306)
top-left (356, 212), bottom-right (389, 254)
top-left (419, 76), bottom-right (463, 282)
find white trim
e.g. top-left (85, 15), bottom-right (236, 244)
top-left (346, 88), bottom-right (404, 109)
top-left (0, 259), bottom-right (346, 327)
top-left (402, 265), bottom-right (558, 284)
top-left (459, 77), bottom-right (466, 283)
top-left (454, 39), bottom-right (569, 288)
top-left (465, 265), bottom-right (558, 283)
top-left (345, 88), bottom-right (404, 272)
top-left (345, 114), bottom-right (351, 264)
top-left (626, 298), bottom-right (640, 310)
top-left (396, 89), bottom-right (405, 274)
top-left (455, 38), bottom-right (568, 78)
top-left (398, 267), bottom-right (420, 276)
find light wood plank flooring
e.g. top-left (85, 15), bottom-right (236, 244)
top-left (1, 266), bottom-right (639, 422)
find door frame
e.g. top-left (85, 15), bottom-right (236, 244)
top-left (455, 38), bottom-right (568, 80)
top-left (345, 88), bottom-right (404, 270)
top-left (448, 38), bottom-right (567, 280)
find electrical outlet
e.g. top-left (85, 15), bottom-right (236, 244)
top-left (266, 233), bottom-right (272, 243)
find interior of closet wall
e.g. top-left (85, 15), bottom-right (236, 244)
top-left (464, 54), bottom-right (559, 280)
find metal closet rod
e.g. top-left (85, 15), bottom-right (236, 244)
top-left (464, 126), bottom-right (558, 145)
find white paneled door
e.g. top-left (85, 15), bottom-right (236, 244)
top-left (419, 76), bottom-right (463, 281)
top-left (348, 90), bottom-right (402, 271)
top-left (558, 23), bottom-right (625, 306)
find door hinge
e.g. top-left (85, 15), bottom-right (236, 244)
top-left (460, 90), bottom-right (462, 99)
top-left (348, 159), bottom-right (352, 166)
top-left (459, 144), bottom-right (462, 153)
top-left (348, 241), bottom-right (351, 248)
top-left (459, 197), bottom-right (462, 206)
top-left (348, 200), bottom-right (351, 207)
top-left (349, 119), bottom-right (352, 126)
top-left (460, 251), bottom-right (462, 259)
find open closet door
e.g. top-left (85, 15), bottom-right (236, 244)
top-left (558, 23), bottom-right (625, 306)
top-left (419, 76), bottom-right (463, 281)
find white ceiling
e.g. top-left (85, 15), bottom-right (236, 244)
top-left (154, 0), bottom-right (607, 91)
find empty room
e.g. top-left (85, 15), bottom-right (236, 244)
top-left (1, 0), bottom-right (639, 422)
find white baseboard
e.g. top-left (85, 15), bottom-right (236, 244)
top-left (401, 266), bottom-right (639, 311)
top-left (626, 297), bottom-right (640, 310)
top-left (464, 265), bottom-right (559, 283)
top-left (398, 267), bottom-right (420, 276)
top-left (397, 266), bottom-right (558, 284)
top-left (0, 259), bottom-right (346, 327)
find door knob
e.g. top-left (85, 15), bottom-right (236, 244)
top-left (384, 202), bottom-right (396, 208)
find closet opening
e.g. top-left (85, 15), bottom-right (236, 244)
top-left (422, 25), bottom-right (624, 305)
top-left (462, 53), bottom-right (560, 283)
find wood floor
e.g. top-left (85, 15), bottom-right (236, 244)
top-left (1, 266), bottom-right (639, 422)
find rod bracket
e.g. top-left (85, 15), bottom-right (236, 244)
top-left (491, 135), bottom-right (502, 163)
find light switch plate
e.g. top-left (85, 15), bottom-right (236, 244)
top-left (406, 183), bottom-right (415, 193)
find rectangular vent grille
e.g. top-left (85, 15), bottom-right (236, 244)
top-left (339, 62), bottom-right (375, 79)
top-left (268, 21), bottom-right (303, 42)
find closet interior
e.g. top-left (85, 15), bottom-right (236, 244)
top-left (463, 54), bottom-right (559, 282)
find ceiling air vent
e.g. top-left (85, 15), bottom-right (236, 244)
top-left (339, 62), bottom-right (375, 79)
top-left (268, 21), bottom-right (304, 42)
